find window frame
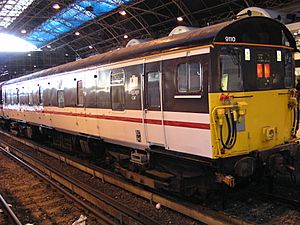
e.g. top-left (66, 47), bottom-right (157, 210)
top-left (110, 69), bottom-right (125, 111)
top-left (16, 88), bottom-right (20, 104)
top-left (145, 71), bottom-right (161, 109)
top-left (283, 51), bottom-right (293, 88)
top-left (176, 61), bottom-right (204, 95)
top-left (76, 80), bottom-right (84, 106)
top-left (254, 48), bottom-right (289, 91)
top-left (28, 91), bottom-right (33, 106)
top-left (4, 91), bottom-right (7, 104)
top-left (37, 85), bottom-right (42, 105)
top-left (57, 90), bottom-right (65, 108)
top-left (219, 48), bottom-right (243, 92)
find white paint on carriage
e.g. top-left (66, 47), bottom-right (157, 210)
top-left (3, 106), bottom-right (213, 158)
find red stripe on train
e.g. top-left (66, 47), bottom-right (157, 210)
top-left (4, 108), bottom-right (210, 130)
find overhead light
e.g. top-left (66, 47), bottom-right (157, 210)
top-left (88, 45), bottom-right (93, 49)
top-left (294, 32), bottom-right (298, 36)
top-left (21, 29), bottom-right (27, 34)
top-left (65, 53), bottom-right (69, 56)
top-left (119, 10), bottom-right (126, 16)
top-left (53, 4), bottom-right (60, 10)
top-left (75, 31), bottom-right (80, 36)
top-left (177, 16), bottom-right (183, 22)
top-left (27, 53), bottom-right (31, 56)
top-left (124, 34), bottom-right (128, 39)
top-left (33, 65), bottom-right (37, 68)
top-left (47, 45), bottom-right (51, 48)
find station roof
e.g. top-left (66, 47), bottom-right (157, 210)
top-left (0, 0), bottom-right (297, 56)
top-left (26, 0), bottom-right (131, 47)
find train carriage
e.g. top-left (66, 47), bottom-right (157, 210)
top-left (1, 16), bottom-right (299, 195)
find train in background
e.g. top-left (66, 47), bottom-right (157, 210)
top-left (0, 16), bottom-right (299, 196)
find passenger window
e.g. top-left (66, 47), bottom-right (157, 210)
top-left (57, 90), bottom-right (65, 108)
top-left (177, 63), bottom-right (203, 93)
top-left (32, 86), bottom-right (40, 106)
top-left (77, 80), bottom-right (84, 106)
top-left (38, 86), bottom-right (42, 105)
top-left (28, 91), bottom-right (33, 106)
top-left (146, 72), bottom-right (160, 108)
top-left (9, 91), bottom-right (12, 105)
top-left (16, 89), bottom-right (19, 104)
top-left (111, 69), bottom-right (125, 111)
top-left (4, 91), bottom-right (7, 104)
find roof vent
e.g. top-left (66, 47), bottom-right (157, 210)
top-left (126, 39), bottom-right (146, 47)
top-left (168, 26), bottom-right (196, 36)
top-left (237, 7), bottom-right (286, 23)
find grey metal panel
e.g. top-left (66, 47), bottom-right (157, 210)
top-left (50, 80), bottom-right (58, 106)
top-left (43, 79), bottom-right (51, 106)
top-left (63, 76), bottom-right (76, 107)
top-left (84, 73), bottom-right (97, 108)
top-left (64, 86), bottom-right (76, 107)
top-left (97, 69), bottom-right (111, 109)
top-left (19, 86), bottom-right (28, 105)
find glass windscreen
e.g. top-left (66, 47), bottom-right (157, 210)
top-left (219, 46), bottom-right (294, 92)
top-left (220, 48), bottom-right (243, 92)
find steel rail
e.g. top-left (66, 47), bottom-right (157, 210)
top-left (249, 191), bottom-right (300, 208)
top-left (0, 194), bottom-right (22, 225)
top-left (0, 130), bottom-right (254, 225)
top-left (0, 146), bottom-right (116, 225)
top-left (0, 141), bottom-right (158, 225)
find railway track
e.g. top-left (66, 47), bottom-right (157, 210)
top-left (0, 130), bottom-right (251, 225)
top-left (0, 150), bottom-right (99, 224)
top-left (0, 142), bottom-right (159, 225)
top-left (0, 194), bottom-right (21, 225)
top-left (250, 190), bottom-right (300, 208)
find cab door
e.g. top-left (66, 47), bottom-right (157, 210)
top-left (143, 61), bottom-right (166, 147)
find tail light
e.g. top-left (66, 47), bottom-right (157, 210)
top-left (264, 64), bottom-right (270, 78)
top-left (257, 64), bottom-right (263, 78)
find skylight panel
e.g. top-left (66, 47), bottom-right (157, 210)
top-left (0, 0), bottom-right (35, 29)
top-left (0, 33), bottom-right (38, 52)
top-left (26, 0), bottom-right (131, 47)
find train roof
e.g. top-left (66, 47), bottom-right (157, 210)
top-left (5, 16), bottom-right (297, 85)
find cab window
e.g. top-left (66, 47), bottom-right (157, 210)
top-left (220, 48), bottom-right (243, 92)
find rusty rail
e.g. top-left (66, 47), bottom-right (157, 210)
top-left (0, 144), bottom-right (157, 225)
top-left (0, 194), bottom-right (22, 225)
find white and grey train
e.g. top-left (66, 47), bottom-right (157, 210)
top-left (0, 16), bottom-right (299, 195)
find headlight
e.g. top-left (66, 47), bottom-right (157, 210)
top-left (263, 127), bottom-right (276, 141)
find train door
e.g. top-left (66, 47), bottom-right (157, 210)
top-left (143, 61), bottom-right (166, 147)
